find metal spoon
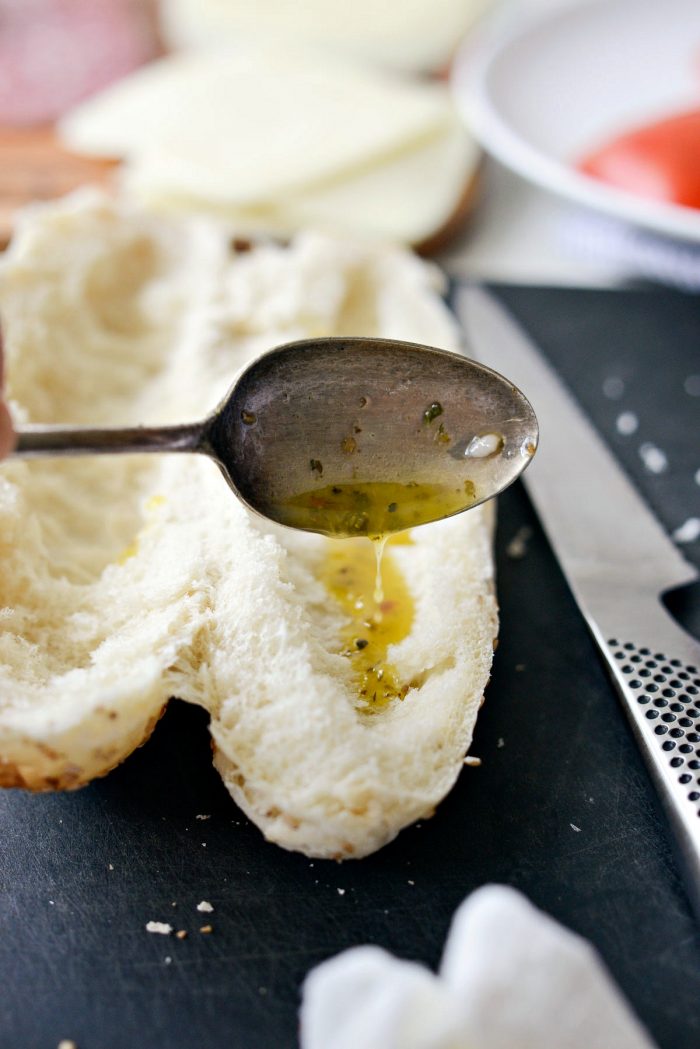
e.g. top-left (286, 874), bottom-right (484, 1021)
top-left (11, 337), bottom-right (538, 536)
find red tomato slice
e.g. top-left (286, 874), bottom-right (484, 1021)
top-left (578, 108), bottom-right (700, 210)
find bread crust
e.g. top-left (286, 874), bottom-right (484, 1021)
top-left (415, 159), bottom-right (482, 256)
top-left (0, 704), bottom-right (167, 791)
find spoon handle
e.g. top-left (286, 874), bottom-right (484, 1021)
top-left (11, 421), bottom-right (207, 458)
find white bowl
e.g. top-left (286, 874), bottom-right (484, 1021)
top-left (453, 0), bottom-right (700, 241)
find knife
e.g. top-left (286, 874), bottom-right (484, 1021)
top-left (457, 285), bottom-right (700, 908)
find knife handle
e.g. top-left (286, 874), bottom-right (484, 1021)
top-left (593, 611), bottom-right (700, 908)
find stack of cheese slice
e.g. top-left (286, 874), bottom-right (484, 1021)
top-left (59, 43), bottom-right (480, 248)
top-left (0, 192), bottom-right (496, 859)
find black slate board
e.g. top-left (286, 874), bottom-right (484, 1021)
top-left (1, 286), bottom-right (699, 1049)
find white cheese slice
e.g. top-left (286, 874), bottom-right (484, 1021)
top-left (60, 44), bottom-right (456, 206)
top-left (128, 118), bottom-right (478, 245)
top-left (159, 0), bottom-right (492, 74)
top-left (282, 119), bottom-right (477, 244)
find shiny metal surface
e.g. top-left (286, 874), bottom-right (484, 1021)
top-left (458, 285), bottom-right (700, 911)
top-left (12, 336), bottom-right (538, 534)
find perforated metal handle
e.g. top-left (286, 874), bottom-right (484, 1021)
top-left (592, 613), bottom-right (700, 910)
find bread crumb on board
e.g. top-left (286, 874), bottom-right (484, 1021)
top-left (506, 525), bottom-right (532, 559)
top-left (196, 900), bottom-right (214, 913)
top-left (673, 516), bottom-right (700, 543)
top-left (146, 921), bottom-right (173, 935)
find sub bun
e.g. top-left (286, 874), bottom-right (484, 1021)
top-left (0, 193), bottom-right (497, 858)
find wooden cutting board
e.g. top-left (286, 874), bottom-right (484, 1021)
top-left (0, 126), bottom-right (118, 246)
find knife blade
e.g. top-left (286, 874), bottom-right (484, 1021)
top-left (457, 285), bottom-right (700, 908)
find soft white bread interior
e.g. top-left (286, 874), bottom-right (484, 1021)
top-left (59, 44), bottom-right (480, 250)
top-left (0, 192), bottom-right (497, 858)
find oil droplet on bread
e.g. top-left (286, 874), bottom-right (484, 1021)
top-left (321, 534), bottom-right (414, 711)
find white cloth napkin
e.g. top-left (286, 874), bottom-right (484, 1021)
top-left (299, 885), bottom-right (657, 1049)
top-left (443, 160), bottom-right (700, 292)
top-left (561, 211), bottom-right (700, 293)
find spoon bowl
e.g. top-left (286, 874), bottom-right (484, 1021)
top-left (12, 337), bottom-right (538, 536)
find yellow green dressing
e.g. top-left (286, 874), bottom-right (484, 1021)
top-left (275, 479), bottom-right (477, 540)
top-left (274, 480), bottom-right (478, 710)
top-left (321, 533), bottom-right (414, 710)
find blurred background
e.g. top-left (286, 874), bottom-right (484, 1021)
top-left (1, 0), bottom-right (699, 289)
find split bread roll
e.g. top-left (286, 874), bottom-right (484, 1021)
top-left (0, 192), bottom-right (497, 859)
top-left (59, 44), bottom-right (481, 250)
